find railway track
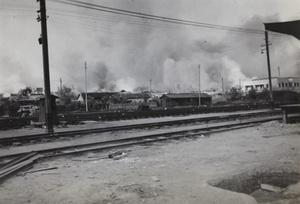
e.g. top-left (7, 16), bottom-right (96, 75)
top-left (0, 104), bottom-right (274, 129)
top-left (0, 110), bottom-right (280, 146)
top-left (0, 112), bottom-right (281, 183)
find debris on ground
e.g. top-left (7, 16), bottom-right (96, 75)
top-left (151, 176), bottom-right (160, 182)
top-left (71, 157), bottom-right (107, 162)
top-left (108, 150), bottom-right (128, 160)
top-left (113, 152), bottom-right (128, 160)
top-left (23, 167), bottom-right (58, 174)
top-left (108, 150), bottom-right (123, 158)
top-left (30, 121), bottom-right (45, 128)
top-left (261, 183), bottom-right (284, 193)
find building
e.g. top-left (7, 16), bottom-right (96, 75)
top-left (160, 93), bottom-right (212, 108)
top-left (78, 92), bottom-right (117, 110)
top-left (119, 92), bottom-right (150, 103)
top-left (242, 77), bottom-right (300, 93)
top-left (78, 92), bottom-right (116, 102)
top-left (18, 93), bottom-right (44, 105)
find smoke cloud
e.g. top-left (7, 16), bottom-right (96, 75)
top-left (0, 1), bottom-right (299, 94)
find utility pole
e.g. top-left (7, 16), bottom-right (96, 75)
top-left (278, 66), bottom-right (281, 77)
top-left (222, 77), bottom-right (224, 94)
top-left (239, 78), bottom-right (242, 99)
top-left (37, 0), bottom-right (53, 133)
top-left (60, 78), bottom-right (62, 90)
top-left (149, 78), bottom-right (152, 93)
top-left (198, 64), bottom-right (201, 106)
top-left (264, 31), bottom-right (274, 109)
top-left (85, 62), bottom-right (88, 112)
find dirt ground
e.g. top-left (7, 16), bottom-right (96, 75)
top-left (0, 119), bottom-right (299, 204)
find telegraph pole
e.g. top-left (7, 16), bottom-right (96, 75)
top-left (60, 78), bottom-right (62, 90)
top-left (198, 64), bottom-right (201, 106)
top-left (37, 0), bottom-right (53, 133)
top-left (239, 78), bottom-right (242, 99)
top-left (222, 77), bottom-right (224, 94)
top-left (85, 62), bottom-right (88, 112)
top-left (149, 78), bottom-right (152, 93)
top-left (264, 31), bottom-right (274, 109)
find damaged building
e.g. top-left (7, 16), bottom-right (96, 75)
top-left (160, 93), bottom-right (212, 108)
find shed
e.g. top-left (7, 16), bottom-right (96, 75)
top-left (79, 92), bottom-right (117, 110)
top-left (18, 94), bottom-right (43, 105)
top-left (160, 93), bottom-right (212, 108)
top-left (80, 92), bottom-right (117, 101)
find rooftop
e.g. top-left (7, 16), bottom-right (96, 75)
top-left (161, 93), bottom-right (211, 99)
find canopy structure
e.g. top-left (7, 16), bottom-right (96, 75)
top-left (264, 20), bottom-right (300, 40)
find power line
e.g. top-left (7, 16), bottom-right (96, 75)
top-left (47, 8), bottom-right (268, 38)
top-left (50, 15), bottom-right (259, 54)
top-left (1, 1), bottom-right (287, 57)
top-left (49, 0), bottom-right (267, 35)
top-left (1, 0), bottom-right (285, 37)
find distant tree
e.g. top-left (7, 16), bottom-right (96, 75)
top-left (229, 87), bottom-right (239, 101)
top-left (142, 92), bottom-right (151, 102)
top-left (57, 85), bottom-right (78, 105)
top-left (2, 100), bottom-right (20, 117)
top-left (247, 88), bottom-right (257, 100)
top-left (259, 88), bottom-right (270, 101)
top-left (111, 93), bottom-right (123, 103)
top-left (0, 104), bottom-right (5, 116)
top-left (18, 86), bottom-right (32, 99)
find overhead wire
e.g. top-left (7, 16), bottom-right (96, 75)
top-left (49, 0), bottom-right (268, 35)
top-left (1, 0), bottom-right (288, 53)
top-left (1, 2), bottom-right (205, 45)
top-left (45, 5), bottom-right (284, 54)
top-left (0, 2), bottom-right (36, 11)
top-left (49, 16), bottom-right (187, 45)
top-left (43, 3), bottom-right (279, 57)
top-left (1, 0), bottom-right (285, 37)
top-left (50, 15), bottom-right (264, 58)
top-left (47, 6), bottom-right (272, 56)
top-left (0, 3), bottom-right (253, 38)
top-left (47, 7), bottom-right (268, 38)
top-left (48, 12), bottom-right (223, 40)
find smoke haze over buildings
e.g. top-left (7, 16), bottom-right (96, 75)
top-left (0, 0), bottom-right (299, 94)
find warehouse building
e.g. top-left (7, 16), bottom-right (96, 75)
top-left (160, 93), bottom-right (212, 108)
top-left (242, 77), bottom-right (300, 93)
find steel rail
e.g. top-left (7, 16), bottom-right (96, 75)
top-left (0, 115), bottom-right (280, 183)
top-left (0, 115), bottom-right (281, 160)
top-left (0, 104), bottom-right (275, 129)
top-left (43, 123), bottom-right (260, 159)
top-left (0, 110), bottom-right (280, 145)
top-left (0, 123), bottom-right (259, 184)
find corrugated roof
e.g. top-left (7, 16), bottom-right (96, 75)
top-left (18, 94), bottom-right (47, 101)
top-left (36, 93), bottom-right (60, 99)
top-left (161, 93), bottom-right (211, 99)
top-left (120, 93), bottom-right (150, 99)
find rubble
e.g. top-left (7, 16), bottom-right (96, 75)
top-left (261, 183), bottom-right (284, 193)
top-left (150, 176), bottom-right (160, 182)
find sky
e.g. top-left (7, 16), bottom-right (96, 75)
top-left (0, 0), bottom-right (300, 94)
